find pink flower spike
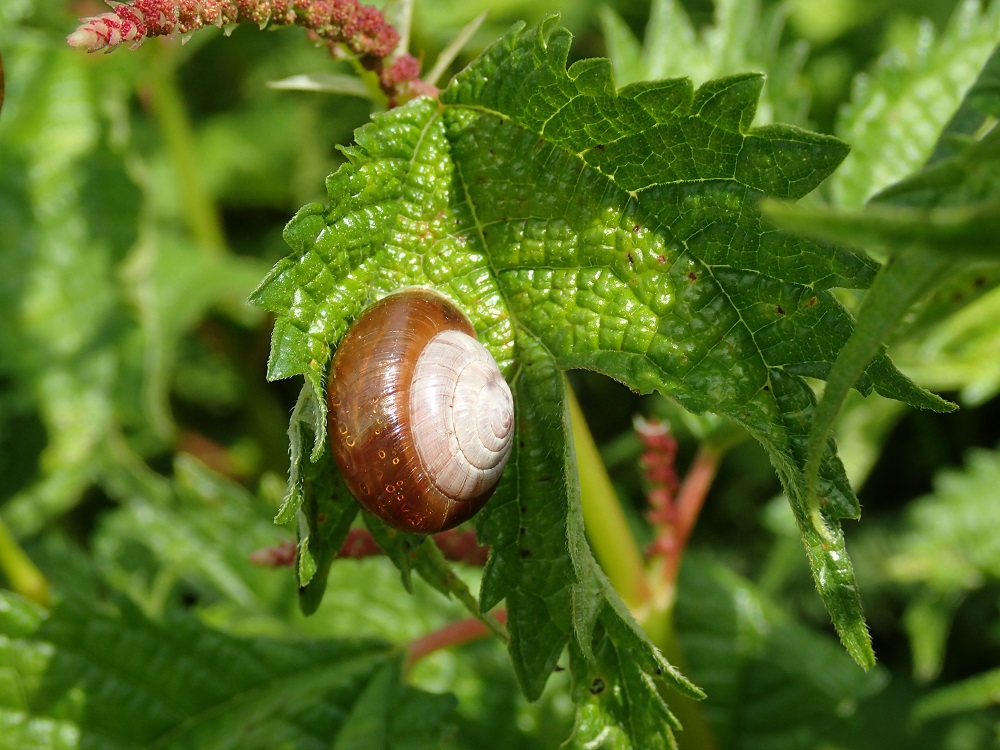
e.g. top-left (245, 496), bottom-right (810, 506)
top-left (66, 0), bottom-right (430, 105)
top-left (68, 3), bottom-right (148, 52)
top-left (66, 25), bottom-right (107, 51)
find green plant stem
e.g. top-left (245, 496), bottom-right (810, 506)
top-left (571, 392), bottom-right (719, 749)
top-left (569, 387), bottom-right (649, 608)
top-left (145, 47), bottom-right (227, 255)
top-left (0, 516), bottom-right (50, 607)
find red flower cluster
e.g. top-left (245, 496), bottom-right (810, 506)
top-left (68, 0), bottom-right (421, 101)
top-left (635, 416), bottom-right (680, 556)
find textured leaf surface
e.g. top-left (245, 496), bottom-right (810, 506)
top-left (251, 15), bottom-right (937, 722)
top-left (0, 591), bottom-right (455, 750)
top-left (567, 620), bottom-right (681, 750)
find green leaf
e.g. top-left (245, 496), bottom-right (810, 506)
top-left (567, 620), bottom-right (681, 750)
top-left (830, 0), bottom-right (1000, 207)
top-left (280, 384), bottom-right (359, 614)
top-left (266, 72), bottom-right (374, 98)
top-left (92, 454), bottom-right (284, 614)
top-left (766, 41), bottom-right (1000, 537)
top-left (332, 659), bottom-right (458, 750)
top-left (0, 29), bottom-right (270, 537)
top-left (902, 591), bottom-right (964, 684)
top-left (675, 556), bottom-right (886, 749)
top-left (914, 668), bottom-right (1000, 723)
top-left (408, 536), bottom-right (508, 641)
top-left (600, 0), bottom-right (810, 125)
top-left (119, 230), bottom-right (269, 439)
top-left (487, 333), bottom-right (702, 732)
top-left (441, 18), bottom-right (910, 669)
top-left (888, 447), bottom-right (1000, 664)
top-left (761, 198), bottom-right (1000, 261)
top-left (253, 14), bottom-right (930, 701)
top-left (0, 38), bottom-right (130, 534)
top-left (893, 273), bottom-right (1000, 405)
top-left (0, 590), bottom-right (456, 750)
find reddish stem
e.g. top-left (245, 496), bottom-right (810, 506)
top-left (405, 609), bottom-right (507, 671)
top-left (661, 446), bottom-right (720, 584)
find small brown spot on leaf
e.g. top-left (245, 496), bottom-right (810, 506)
top-left (687, 272), bottom-right (697, 282)
top-left (776, 304), bottom-right (785, 316)
top-left (590, 678), bottom-right (606, 695)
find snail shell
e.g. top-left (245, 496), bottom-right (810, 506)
top-left (327, 289), bottom-right (514, 533)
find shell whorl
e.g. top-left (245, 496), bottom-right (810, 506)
top-left (410, 329), bottom-right (514, 500)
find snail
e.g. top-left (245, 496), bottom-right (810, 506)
top-left (327, 289), bottom-right (515, 533)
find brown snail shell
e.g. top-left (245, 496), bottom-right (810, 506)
top-left (327, 289), bottom-right (514, 533)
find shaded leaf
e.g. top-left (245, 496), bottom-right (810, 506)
top-left (600, 0), bottom-right (810, 125)
top-left (675, 556), bottom-right (886, 749)
top-left (887, 451), bottom-right (1000, 682)
top-left (914, 668), bottom-right (1000, 723)
top-left (0, 591), bottom-right (456, 750)
top-left (568, 620), bottom-right (681, 750)
top-left (831, 0), bottom-right (1000, 207)
top-left (767, 40), bottom-right (1000, 533)
top-left (94, 455), bottom-right (281, 612)
top-left (889, 447), bottom-right (1000, 590)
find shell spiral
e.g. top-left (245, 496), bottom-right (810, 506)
top-left (327, 289), bottom-right (514, 533)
